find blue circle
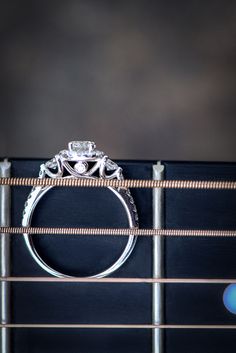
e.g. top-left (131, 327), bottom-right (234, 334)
top-left (223, 284), bottom-right (236, 314)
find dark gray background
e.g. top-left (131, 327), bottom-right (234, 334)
top-left (1, 1), bottom-right (236, 160)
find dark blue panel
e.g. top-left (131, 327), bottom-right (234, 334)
top-left (164, 161), bottom-right (236, 353)
top-left (7, 159), bottom-right (236, 352)
top-left (9, 159), bottom-right (153, 353)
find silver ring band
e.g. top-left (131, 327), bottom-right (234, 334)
top-left (22, 141), bottom-right (138, 278)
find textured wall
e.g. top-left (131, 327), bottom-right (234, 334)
top-left (1, 1), bottom-right (236, 160)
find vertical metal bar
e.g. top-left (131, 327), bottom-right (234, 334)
top-left (152, 162), bottom-right (164, 353)
top-left (0, 159), bottom-right (11, 353)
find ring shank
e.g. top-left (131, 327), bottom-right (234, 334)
top-left (22, 178), bottom-right (138, 278)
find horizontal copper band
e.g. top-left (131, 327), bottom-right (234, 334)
top-left (0, 177), bottom-right (236, 189)
top-left (1, 324), bottom-right (236, 329)
top-left (1, 227), bottom-right (236, 237)
top-left (1, 276), bottom-right (236, 284)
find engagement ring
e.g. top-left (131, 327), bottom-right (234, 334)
top-left (22, 141), bottom-right (138, 278)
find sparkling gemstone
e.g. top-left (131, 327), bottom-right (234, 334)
top-left (59, 150), bottom-right (70, 159)
top-left (95, 150), bottom-right (105, 158)
top-left (45, 158), bottom-right (57, 169)
top-left (129, 196), bottom-right (134, 204)
top-left (106, 159), bottom-right (118, 171)
top-left (68, 141), bottom-right (96, 156)
top-left (74, 161), bottom-right (88, 174)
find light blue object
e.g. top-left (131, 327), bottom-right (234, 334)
top-left (223, 284), bottom-right (236, 314)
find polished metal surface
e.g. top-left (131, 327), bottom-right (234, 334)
top-left (22, 141), bottom-right (138, 278)
top-left (0, 160), bottom-right (11, 353)
top-left (152, 162), bottom-right (164, 353)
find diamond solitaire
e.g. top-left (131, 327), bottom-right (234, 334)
top-left (68, 141), bottom-right (96, 156)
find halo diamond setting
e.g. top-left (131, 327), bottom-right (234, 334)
top-left (22, 141), bottom-right (138, 278)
